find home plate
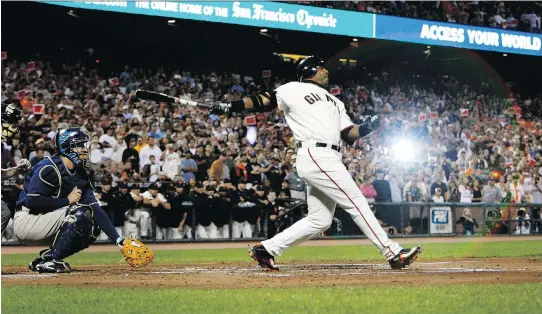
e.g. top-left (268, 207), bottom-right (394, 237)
top-left (2, 274), bottom-right (56, 279)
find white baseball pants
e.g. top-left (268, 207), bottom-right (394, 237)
top-left (232, 220), bottom-right (252, 238)
top-left (155, 227), bottom-right (182, 240)
top-left (196, 223), bottom-right (218, 239)
top-left (262, 146), bottom-right (402, 260)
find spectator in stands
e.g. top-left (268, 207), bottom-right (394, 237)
top-left (29, 149), bottom-right (45, 166)
top-left (386, 171), bottom-right (404, 202)
top-left (161, 144), bottom-right (180, 181)
top-left (430, 174), bottom-right (448, 201)
top-left (148, 155), bottom-right (160, 183)
top-left (405, 179), bottom-right (423, 202)
top-left (471, 179), bottom-right (482, 203)
top-left (359, 175), bottom-right (377, 203)
top-left (372, 170), bottom-right (392, 203)
top-left (456, 208), bottom-right (479, 235)
top-left (431, 188), bottom-right (445, 203)
top-left (459, 177), bottom-right (473, 203)
top-left (284, 165), bottom-right (305, 200)
top-left (209, 152), bottom-right (230, 182)
top-left (482, 177), bottom-right (502, 203)
top-left (139, 136), bottom-right (162, 171)
top-left (180, 151), bottom-right (198, 183)
top-left (111, 135), bottom-right (127, 165)
top-left (28, 138), bottom-right (50, 160)
top-left (122, 139), bottom-right (140, 172)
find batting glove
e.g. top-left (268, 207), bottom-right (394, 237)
top-left (16, 159), bottom-right (31, 173)
top-left (209, 102), bottom-right (232, 116)
top-left (360, 115), bottom-right (381, 131)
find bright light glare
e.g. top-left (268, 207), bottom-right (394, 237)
top-left (392, 140), bottom-right (415, 162)
top-left (246, 126), bottom-right (257, 145)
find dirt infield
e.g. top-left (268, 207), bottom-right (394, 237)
top-left (2, 237), bottom-right (542, 289)
top-left (2, 258), bottom-right (541, 288)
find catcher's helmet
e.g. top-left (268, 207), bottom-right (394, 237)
top-left (296, 55), bottom-right (325, 81)
top-left (55, 128), bottom-right (91, 169)
top-left (1, 100), bottom-right (22, 142)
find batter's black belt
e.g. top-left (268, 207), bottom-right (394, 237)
top-left (296, 142), bottom-right (340, 152)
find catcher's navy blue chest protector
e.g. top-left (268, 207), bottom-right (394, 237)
top-left (17, 155), bottom-right (92, 212)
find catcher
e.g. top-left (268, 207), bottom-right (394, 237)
top-left (14, 127), bottom-right (153, 273)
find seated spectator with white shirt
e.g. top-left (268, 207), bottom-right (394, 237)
top-left (139, 136), bottom-right (162, 171)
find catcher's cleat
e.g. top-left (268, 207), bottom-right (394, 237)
top-left (389, 247), bottom-right (422, 269)
top-left (249, 244), bottom-right (279, 271)
top-left (35, 260), bottom-right (72, 273)
top-left (28, 249), bottom-right (52, 272)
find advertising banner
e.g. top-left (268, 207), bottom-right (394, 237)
top-left (42, 1), bottom-right (541, 56)
top-left (430, 207), bottom-right (453, 234)
top-left (375, 15), bottom-right (541, 56)
top-left (43, 1), bottom-right (374, 38)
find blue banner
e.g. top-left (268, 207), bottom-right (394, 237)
top-left (375, 15), bottom-right (542, 56)
top-left (43, 1), bottom-right (374, 38)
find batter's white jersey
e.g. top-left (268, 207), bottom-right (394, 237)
top-left (262, 80), bottom-right (404, 261)
top-left (275, 81), bottom-right (353, 145)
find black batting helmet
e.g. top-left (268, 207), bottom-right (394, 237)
top-left (1, 100), bottom-right (22, 142)
top-left (296, 55), bottom-right (325, 81)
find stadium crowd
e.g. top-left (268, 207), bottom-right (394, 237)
top-left (2, 54), bottom-right (541, 242)
top-left (292, 1), bottom-right (542, 33)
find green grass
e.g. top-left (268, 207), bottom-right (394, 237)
top-left (2, 241), bottom-right (542, 267)
top-left (3, 284), bottom-right (542, 314)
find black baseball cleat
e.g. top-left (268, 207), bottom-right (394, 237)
top-left (28, 249), bottom-right (52, 272)
top-left (249, 244), bottom-right (279, 271)
top-left (388, 247), bottom-right (423, 269)
top-left (29, 249), bottom-right (71, 273)
top-left (35, 260), bottom-right (72, 274)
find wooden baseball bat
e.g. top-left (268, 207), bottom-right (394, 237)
top-left (134, 89), bottom-right (211, 108)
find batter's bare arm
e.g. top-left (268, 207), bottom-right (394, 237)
top-left (209, 92), bottom-right (278, 115)
top-left (340, 116), bottom-right (381, 146)
top-left (1, 159), bottom-right (31, 181)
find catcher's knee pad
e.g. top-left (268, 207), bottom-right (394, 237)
top-left (50, 205), bottom-right (101, 260)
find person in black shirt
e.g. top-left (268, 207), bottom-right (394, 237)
top-left (95, 178), bottom-right (116, 239)
top-left (111, 182), bottom-right (135, 237)
top-left (253, 186), bottom-right (268, 237)
top-left (430, 174), bottom-right (448, 201)
top-left (213, 186), bottom-right (233, 239)
top-left (169, 183), bottom-right (190, 239)
top-left (267, 157), bottom-right (284, 190)
top-left (232, 180), bottom-right (254, 238)
top-left (372, 171), bottom-right (392, 202)
top-left (122, 139), bottom-right (139, 171)
top-left (246, 155), bottom-right (261, 184)
top-left (194, 145), bottom-right (210, 182)
top-left (263, 191), bottom-right (281, 238)
top-left (278, 180), bottom-right (291, 200)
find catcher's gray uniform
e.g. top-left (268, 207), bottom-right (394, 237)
top-left (1, 200), bottom-right (11, 237)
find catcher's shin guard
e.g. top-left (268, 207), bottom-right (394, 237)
top-left (49, 205), bottom-right (101, 260)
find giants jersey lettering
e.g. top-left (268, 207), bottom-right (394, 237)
top-left (275, 82), bottom-right (353, 145)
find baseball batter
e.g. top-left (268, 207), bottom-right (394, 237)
top-left (210, 56), bottom-right (422, 270)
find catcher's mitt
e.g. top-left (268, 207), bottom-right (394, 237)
top-left (120, 237), bottom-right (154, 268)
